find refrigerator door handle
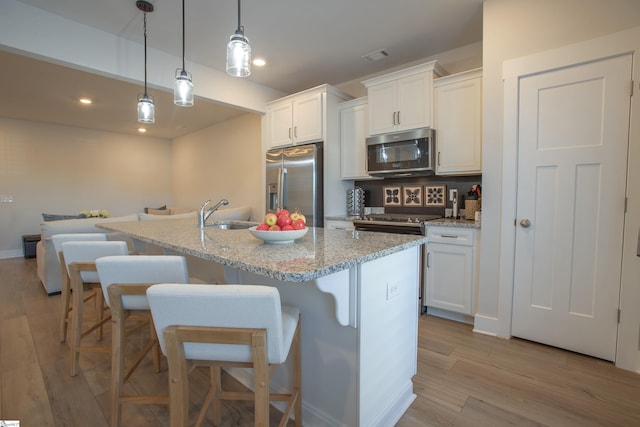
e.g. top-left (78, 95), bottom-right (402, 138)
top-left (276, 167), bottom-right (283, 211)
top-left (281, 167), bottom-right (288, 209)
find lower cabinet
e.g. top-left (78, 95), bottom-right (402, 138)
top-left (425, 226), bottom-right (479, 316)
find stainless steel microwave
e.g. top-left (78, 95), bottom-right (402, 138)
top-left (366, 128), bottom-right (435, 177)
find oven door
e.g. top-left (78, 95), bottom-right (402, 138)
top-left (366, 128), bottom-right (435, 176)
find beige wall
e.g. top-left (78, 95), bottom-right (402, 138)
top-left (480, 0), bottom-right (640, 370)
top-left (0, 117), bottom-right (173, 256)
top-left (171, 113), bottom-right (263, 221)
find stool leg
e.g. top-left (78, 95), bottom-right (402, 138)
top-left (210, 366), bottom-right (222, 425)
top-left (59, 257), bottom-right (71, 343)
top-left (166, 329), bottom-right (189, 427)
top-left (252, 332), bottom-right (269, 427)
top-left (110, 304), bottom-right (126, 427)
top-left (292, 323), bottom-right (302, 427)
top-left (70, 279), bottom-right (84, 376)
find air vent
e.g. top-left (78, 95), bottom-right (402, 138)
top-left (362, 49), bottom-right (389, 62)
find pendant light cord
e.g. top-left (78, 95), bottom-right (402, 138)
top-left (143, 11), bottom-right (148, 96)
top-left (237, 0), bottom-right (243, 33)
top-left (181, 0), bottom-right (186, 71)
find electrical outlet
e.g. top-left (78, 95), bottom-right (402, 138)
top-left (0, 195), bottom-right (14, 203)
top-left (386, 281), bottom-right (400, 300)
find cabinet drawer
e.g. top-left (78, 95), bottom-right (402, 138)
top-left (427, 227), bottom-right (474, 246)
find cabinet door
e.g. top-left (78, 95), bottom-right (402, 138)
top-left (293, 92), bottom-right (323, 144)
top-left (367, 81), bottom-right (397, 135)
top-left (435, 76), bottom-right (482, 175)
top-left (268, 101), bottom-right (293, 148)
top-left (396, 72), bottom-right (431, 132)
top-left (340, 102), bottom-right (369, 179)
top-left (425, 243), bottom-right (473, 314)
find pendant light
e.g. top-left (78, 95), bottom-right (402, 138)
top-left (174, 0), bottom-right (193, 106)
top-left (137, 0), bottom-right (155, 123)
top-left (226, 0), bottom-right (251, 77)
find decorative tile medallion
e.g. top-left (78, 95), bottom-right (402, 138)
top-left (402, 186), bottom-right (422, 206)
top-left (383, 186), bottom-right (402, 206)
top-left (425, 185), bottom-right (446, 207)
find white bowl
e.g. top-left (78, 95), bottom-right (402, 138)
top-left (248, 226), bottom-right (308, 244)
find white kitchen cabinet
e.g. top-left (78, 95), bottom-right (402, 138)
top-left (434, 68), bottom-right (483, 175)
top-left (339, 97), bottom-right (374, 180)
top-left (425, 226), bottom-right (479, 316)
top-left (267, 90), bottom-right (323, 149)
top-left (362, 60), bottom-right (445, 136)
top-left (264, 84), bottom-right (353, 218)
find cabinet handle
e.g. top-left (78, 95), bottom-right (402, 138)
top-left (437, 151), bottom-right (441, 166)
top-left (294, 126), bottom-right (297, 138)
top-left (288, 127), bottom-right (292, 139)
top-left (426, 252), bottom-right (430, 268)
top-left (397, 111), bottom-right (400, 125)
top-left (441, 234), bottom-right (458, 239)
top-left (392, 111), bottom-right (397, 125)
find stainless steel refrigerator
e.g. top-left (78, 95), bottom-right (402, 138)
top-left (266, 143), bottom-right (323, 227)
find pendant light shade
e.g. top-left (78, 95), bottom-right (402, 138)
top-left (174, 0), bottom-right (194, 106)
top-left (226, 0), bottom-right (251, 77)
top-left (136, 1), bottom-right (155, 123)
top-left (137, 93), bottom-right (155, 123)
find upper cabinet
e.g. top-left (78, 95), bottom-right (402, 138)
top-left (339, 97), bottom-right (374, 180)
top-left (267, 89), bottom-right (325, 149)
top-left (434, 68), bottom-right (483, 175)
top-left (362, 60), bottom-right (445, 136)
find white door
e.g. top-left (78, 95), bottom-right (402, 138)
top-left (512, 54), bottom-right (632, 361)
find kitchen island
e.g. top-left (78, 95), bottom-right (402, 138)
top-left (98, 218), bottom-right (426, 427)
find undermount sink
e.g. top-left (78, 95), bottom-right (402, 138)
top-left (205, 221), bottom-right (257, 230)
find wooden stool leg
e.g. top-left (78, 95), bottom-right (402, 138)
top-left (70, 278), bottom-right (84, 376)
top-left (292, 323), bottom-right (302, 427)
top-left (110, 303), bottom-right (126, 427)
top-left (59, 254), bottom-right (71, 343)
top-left (150, 321), bottom-right (161, 373)
top-left (211, 366), bottom-right (222, 425)
top-left (166, 328), bottom-right (190, 427)
top-left (252, 332), bottom-right (269, 427)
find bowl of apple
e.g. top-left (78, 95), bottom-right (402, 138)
top-left (249, 209), bottom-right (308, 244)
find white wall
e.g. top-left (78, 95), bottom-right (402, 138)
top-left (171, 113), bottom-right (263, 221)
top-left (479, 0), bottom-right (640, 372)
top-left (0, 117), bottom-right (172, 257)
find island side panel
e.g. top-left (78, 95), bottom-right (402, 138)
top-left (224, 267), bottom-right (359, 427)
top-left (358, 246), bottom-right (420, 426)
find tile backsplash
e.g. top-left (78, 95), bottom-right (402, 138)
top-left (355, 175), bottom-right (481, 217)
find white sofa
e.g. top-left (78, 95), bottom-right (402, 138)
top-left (36, 206), bottom-right (252, 295)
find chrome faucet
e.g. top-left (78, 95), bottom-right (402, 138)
top-left (199, 198), bottom-right (229, 228)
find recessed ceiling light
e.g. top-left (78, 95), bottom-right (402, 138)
top-left (138, 128), bottom-right (147, 133)
top-left (253, 58), bottom-right (266, 67)
top-left (79, 98), bottom-right (92, 105)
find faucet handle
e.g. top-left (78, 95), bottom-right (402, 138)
top-left (201, 199), bottom-right (211, 210)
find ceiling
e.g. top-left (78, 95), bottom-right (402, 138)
top-left (2, 0), bottom-right (483, 139)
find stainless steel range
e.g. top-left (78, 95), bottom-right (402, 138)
top-left (352, 214), bottom-right (442, 235)
top-left (352, 213), bottom-right (442, 313)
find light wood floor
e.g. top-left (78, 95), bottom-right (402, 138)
top-left (1, 257), bottom-right (640, 426)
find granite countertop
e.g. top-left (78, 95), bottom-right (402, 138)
top-left (425, 218), bottom-right (481, 229)
top-left (98, 219), bottom-right (426, 282)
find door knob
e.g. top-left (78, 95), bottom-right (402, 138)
top-left (520, 218), bottom-right (531, 228)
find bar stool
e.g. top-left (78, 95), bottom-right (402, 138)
top-left (95, 255), bottom-right (190, 427)
top-left (61, 240), bottom-right (129, 376)
top-left (52, 233), bottom-right (108, 343)
top-left (147, 283), bottom-right (302, 427)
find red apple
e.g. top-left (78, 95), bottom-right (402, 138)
top-left (276, 209), bottom-right (290, 217)
top-left (277, 214), bottom-right (292, 228)
top-left (264, 213), bottom-right (278, 226)
top-left (281, 225), bottom-right (294, 231)
top-left (256, 223), bottom-right (269, 231)
top-left (291, 219), bottom-right (305, 230)
top-left (268, 224), bottom-right (281, 231)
